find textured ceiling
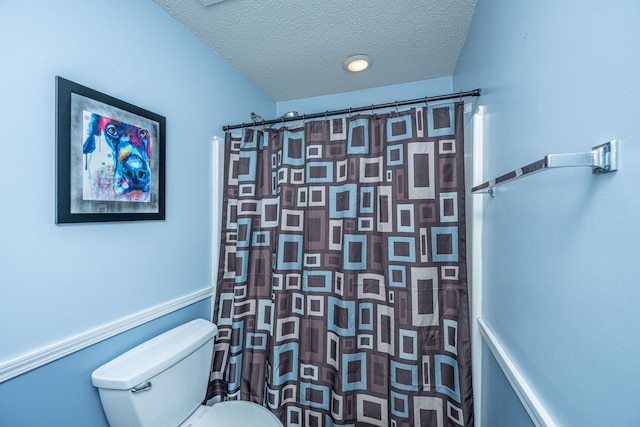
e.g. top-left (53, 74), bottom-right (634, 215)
top-left (153, 0), bottom-right (477, 102)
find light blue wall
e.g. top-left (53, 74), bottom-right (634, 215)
top-left (0, 0), bottom-right (273, 425)
top-left (481, 342), bottom-right (535, 427)
top-left (276, 77), bottom-right (453, 119)
top-left (454, 1), bottom-right (640, 425)
top-left (0, 0), bottom-right (273, 359)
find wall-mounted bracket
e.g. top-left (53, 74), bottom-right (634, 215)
top-left (471, 140), bottom-right (618, 196)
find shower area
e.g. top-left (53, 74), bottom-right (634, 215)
top-left (208, 90), bottom-right (481, 426)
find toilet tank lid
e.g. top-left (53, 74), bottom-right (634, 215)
top-left (91, 319), bottom-right (217, 390)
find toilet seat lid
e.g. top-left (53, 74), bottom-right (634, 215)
top-left (190, 401), bottom-right (283, 427)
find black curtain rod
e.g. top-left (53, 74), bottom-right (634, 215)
top-left (222, 88), bottom-right (481, 131)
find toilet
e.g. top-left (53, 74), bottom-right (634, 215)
top-left (91, 319), bottom-right (283, 427)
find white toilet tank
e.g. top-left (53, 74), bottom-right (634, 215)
top-left (91, 319), bottom-right (218, 427)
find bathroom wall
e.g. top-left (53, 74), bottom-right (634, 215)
top-left (276, 76), bottom-right (453, 119)
top-left (0, 0), bottom-right (274, 425)
top-left (453, 1), bottom-right (640, 425)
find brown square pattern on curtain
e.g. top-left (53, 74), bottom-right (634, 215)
top-left (209, 103), bottom-right (473, 427)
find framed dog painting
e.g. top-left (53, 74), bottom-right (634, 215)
top-left (55, 77), bottom-right (165, 223)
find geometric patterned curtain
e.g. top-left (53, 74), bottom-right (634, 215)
top-left (208, 103), bottom-right (473, 426)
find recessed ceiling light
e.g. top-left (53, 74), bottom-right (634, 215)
top-left (343, 54), bottom-right (372, 73)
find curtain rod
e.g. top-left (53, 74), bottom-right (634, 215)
top-left (222, 88), bottom-right (481, 131)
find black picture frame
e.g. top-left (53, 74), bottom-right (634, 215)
top-left (56, 77), bottom-right (165, 223)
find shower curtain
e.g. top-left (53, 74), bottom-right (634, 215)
top-left (209, 103), bottom-right (473, 426)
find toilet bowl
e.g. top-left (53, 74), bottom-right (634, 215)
top-left (181, 401), bottom-right (282, 427)
top-left (91, 319), bottom-right (283, 427)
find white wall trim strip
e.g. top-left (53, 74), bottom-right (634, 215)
top-left (468, 104), bottom-right (484, 426)
top-left (0, 287), bottom-right (214, 384)
top-left (478, 317), bottom-right (558, 427)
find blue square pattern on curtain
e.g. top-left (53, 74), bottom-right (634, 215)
top-left (209, 103), bottom-right (473, 427)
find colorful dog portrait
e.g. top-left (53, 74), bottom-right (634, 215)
top-left (82, 111), bottom-right (151, 202)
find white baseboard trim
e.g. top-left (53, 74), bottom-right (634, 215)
top-left (0, 287), bottom-right (214, 384)
top-left (478, 318), bottom-right (557, 427)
